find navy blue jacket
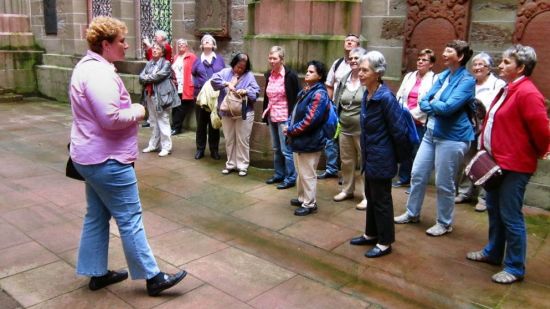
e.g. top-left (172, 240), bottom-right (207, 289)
top-left (360, 83), bottom-right (411, 179)
top-left (419, 66), bottom-right (475, 142)
top-left (287, 82), bottom-right (330, 153)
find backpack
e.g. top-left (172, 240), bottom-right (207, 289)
top-left (401, 106), bottom-right (420, 145)
top-left (465, 98), bottom-right (486, 136)
top-left (323, 100), bottom-right (339, 140)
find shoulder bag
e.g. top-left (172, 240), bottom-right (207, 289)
top-left (464, 150), bottom-right (503, 190)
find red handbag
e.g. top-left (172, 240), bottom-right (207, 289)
top-left (464, 150), bottom-right (503, 190)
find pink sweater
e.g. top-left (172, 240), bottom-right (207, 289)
top-left (69, 50), bottom-right (142, 165)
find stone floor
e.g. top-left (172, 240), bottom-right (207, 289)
top-left (0, 98), bottom-right (549, 309)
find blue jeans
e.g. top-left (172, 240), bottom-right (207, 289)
top-left (405, 129), bottom-right (469, 227)
top-left (324, 138), bottom-right (339, 175)
top-left (483, 171), bottom-right (531, 277)
top-left (397, 123), bottom-right (426, 183)
top-left (269, 121), bottom-right (296, 184)
top-left (74, 160), bottom-right (160, 280)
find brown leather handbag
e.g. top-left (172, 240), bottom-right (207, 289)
top-left (464, 150), bottom-right (503, 190)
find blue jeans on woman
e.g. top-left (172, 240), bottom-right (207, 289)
top-left (483, 171), bottom-right (531, 278)
top-left (74, 160), bottom-right (160, 280)
top-left (269, 120), bottom-right (296, 185)
top-left (405, 129), bottom-right (469, 227)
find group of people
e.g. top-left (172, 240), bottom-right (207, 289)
top-left (69, 16), bottom-right (548, 297)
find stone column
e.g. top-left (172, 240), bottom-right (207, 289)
top-left (245, 0), bottom-right (363, 168)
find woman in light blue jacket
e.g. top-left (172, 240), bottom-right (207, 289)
top-left (394, 40), bottom-right (475, 237)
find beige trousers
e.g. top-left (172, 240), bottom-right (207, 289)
top-left (221, 111), bottom-right (254, 171)
top-left (339, 133), bottom-right (364, 197)
top-left (294, 151), bottom-right (322, 208)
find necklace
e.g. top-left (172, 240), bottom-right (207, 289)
top-left (341, 87), bottom-right (361, 111)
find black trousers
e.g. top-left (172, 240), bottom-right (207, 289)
top-left (195, 107), bottom-right (220, 152)
top-left (171, 99), bottom-right (194, 132)
top-left (364, 178), bottom-right (395, 246)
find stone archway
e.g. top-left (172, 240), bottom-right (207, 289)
top-left (407, 18), bottom-right (456, 74)
top-left (402, 0), bottom-right (472, 75)
top-left (514, 0), bottom-right (550, 99)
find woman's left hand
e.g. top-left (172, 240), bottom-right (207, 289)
top-left (235, 89), bottom-right (247, 96)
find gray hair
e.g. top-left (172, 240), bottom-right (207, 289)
top-left (154, 30), bottom-right (168, 41)
top-left (269, 46), bottom-right (285, 61)
top-left (350, 47), bottom-right (367, 57)
top-left (502, 44), bottom-right (537, 77)
top-left (200, 34), bottom-right (217, 51)
top-left (472, 52), bottom-right (494, 68)
top-left (359, 50), bottom-right (387, 77)
top-left (176, 39), bottom-right (188, 46)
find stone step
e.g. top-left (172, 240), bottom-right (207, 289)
top-left (0, 14), bottom-right (30, 33)
top-left (0, 92), bottom-right (23, 103)
top-left (0, 32), bottom-right (35, 49)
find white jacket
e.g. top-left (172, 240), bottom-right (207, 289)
top-left (395, 70), bottom-right (436, 124)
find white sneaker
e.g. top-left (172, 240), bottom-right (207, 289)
top-left (142, 146), bottom-right (158, 153)
top-left (394, 212), bottom-right (420, 224)
top-left (425, 223), bottom-right (453, 236)
top-left (158, 149), bottom-right (171, 157)
top-left (333, 192), bottom-right (353, 202)
top-left (356, 199), bottom-right (367, 210)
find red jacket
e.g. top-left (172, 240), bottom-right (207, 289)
top-left (172, 52), bottom-right (199, 100)
top-left (481, 77), bottom-right (549, 173)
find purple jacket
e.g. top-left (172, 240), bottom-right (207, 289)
top-left (200, 53), bottom-right (226, 79)
top-left (211, 68), bottom-right (260, 116)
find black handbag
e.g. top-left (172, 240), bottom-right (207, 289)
top-left (66, 144), bottom-right (84, 181)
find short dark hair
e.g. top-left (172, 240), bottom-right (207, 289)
top-left (419, 48), bottom-right (436, 63)
top-left (446, 40), bottom-right (473, 66)
top-left (230, 53), bottom-right (252, 73)
top-left (306, 60), bottom-right (327, 84)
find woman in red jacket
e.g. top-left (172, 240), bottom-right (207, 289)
top-left (466, 45), bottom-right (549, 284)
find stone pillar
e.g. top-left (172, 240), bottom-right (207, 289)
top-left (245, 0), bottom-right (363, 168)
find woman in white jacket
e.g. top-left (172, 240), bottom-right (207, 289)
top-left (393, 49), bottom-right (437, 190)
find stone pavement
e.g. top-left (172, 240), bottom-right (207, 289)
top-left (0, 98), bottom-right (549, 309)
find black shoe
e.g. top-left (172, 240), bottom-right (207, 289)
top-left (365, 246), bottom-right (392, 258)
top-left (277, 182), bottom-right (295, 190)
top-left (210, 150), bottom-right (221, 160)
top-left (171, 129), bottom-right (182, 136)
top-left (89, 270), bottom-right (129, 291)
top-left (194, 150), bottom-right (205, 160)
top-left (294, 205), bottom-right (318, 216)
top-left (266, 176), bottom-right (284, 185)
top-left (290, 198), bottom-right (302, 207)
top-left (146, 271), bottom-right (187, 296)
top-left (141, 122), bottom-right (150, 128)
top-left (350, 235), bottom-right (377, 246)
top-left (317, 172), bottom-right (338, 179)
top-left (392, 180), bottom-right (410, 188)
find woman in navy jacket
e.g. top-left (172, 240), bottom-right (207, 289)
top-left (395, 40), bottom-right (475, 237)
top-left (285, 60), bottom-right (330, 216)
top-left (348, 51), bottom-right (411, 258)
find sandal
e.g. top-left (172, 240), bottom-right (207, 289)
top-left (492, 271), bottom-right (523, 284)
top-left (238, 169), bottom-right (247, 177)
top-left (466, 250), bottom-right (501, 265)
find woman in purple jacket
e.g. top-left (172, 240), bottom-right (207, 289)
top-left (195, 34), bottom-right (226, 160)
top-left (211, 53), bottom-right (260, 176)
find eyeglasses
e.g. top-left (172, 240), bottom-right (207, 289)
top-left (350, 56), bottom-right (360, 60)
